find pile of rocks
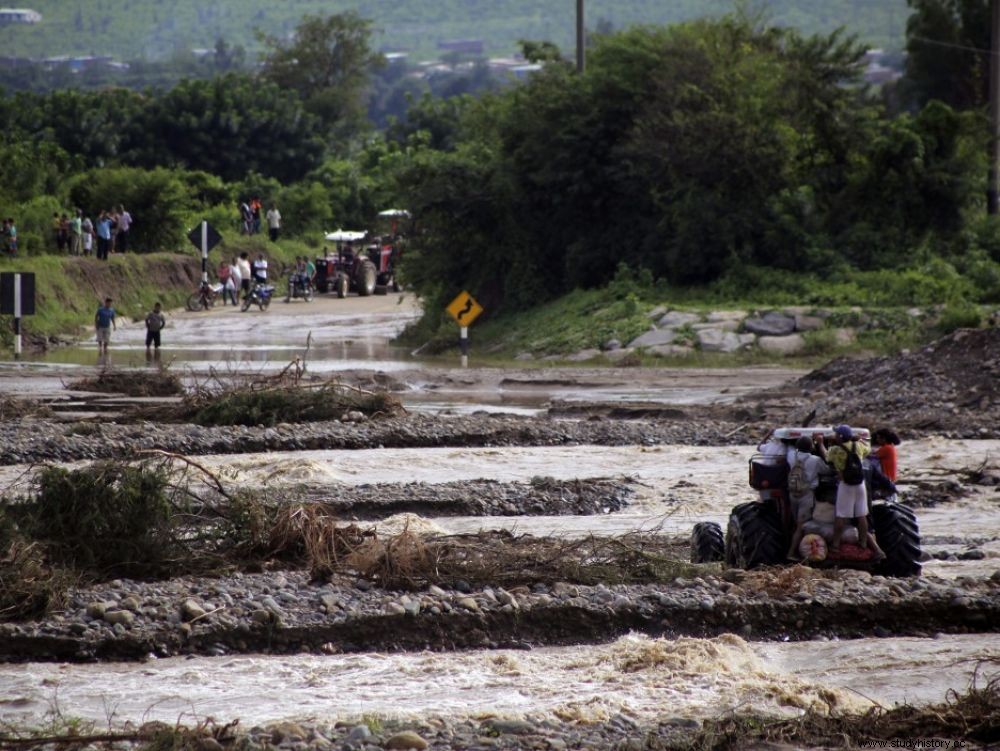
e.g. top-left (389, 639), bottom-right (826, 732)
top-left (772, 326), bottom-right (1000, 434)
top-left (612, 308), bottom-right (847, 360)
top-left (191, 713), bottom-right (699, 751)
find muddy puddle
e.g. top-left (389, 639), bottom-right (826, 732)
top-left (1, 634), bottom-right (994, 728)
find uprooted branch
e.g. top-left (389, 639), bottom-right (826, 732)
top-left (318, 526), bottom-right (695, 589)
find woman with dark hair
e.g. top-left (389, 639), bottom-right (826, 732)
top-left (871, 428), bottom-right (901, 482)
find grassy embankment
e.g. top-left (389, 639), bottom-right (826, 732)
top-left (403, 267), bottom-right (992, 366)
top-left (0, 237), bottom-right (314, 348)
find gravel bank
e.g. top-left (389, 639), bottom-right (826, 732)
top-left (4, 566), bottom-right (998, 663)
top-left (0, 414), bottom-right (757, 465)
top-left (297, 478), bottom-right (635, 518)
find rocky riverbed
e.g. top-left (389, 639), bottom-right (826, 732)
top-left (3, 563), bottom-right (999, 663)
top-left (3, 325), bottom-right (1000, 750)
top-left (0, 413), bottom-right (761, 466)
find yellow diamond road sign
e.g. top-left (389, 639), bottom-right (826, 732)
top-left (446, 291), bottom-right (483, 326)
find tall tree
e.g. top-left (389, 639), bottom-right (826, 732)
top-left (903, 0), bottom-right (991, 110)
top-left (124, 74), bottom-right (326, 183)
top-left (258, 12), bottom-right (384, 141)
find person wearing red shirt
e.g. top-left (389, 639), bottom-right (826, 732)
top-left (871, 428), bottom-right (901, 482)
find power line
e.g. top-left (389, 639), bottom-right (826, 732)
top-left (909, 35), bottom-right (996, 56)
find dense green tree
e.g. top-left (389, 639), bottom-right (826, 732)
top-left (0, 139), bottom-right (77, 204)
top-left (0, 88), bottom-right (144, 165)
top-left (258, 13), bottom-right (384, 141)
top-left (123, 74), bottom-right (326, 183)
top-left (397, 15), bottom-right (987, 317)
top-left (902, 0), bottom-right (991, 110)
top-left (66, 167), bottom-right (193, 253)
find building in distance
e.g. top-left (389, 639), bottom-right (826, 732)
top-left (0, 8), bottom-right (41, 24)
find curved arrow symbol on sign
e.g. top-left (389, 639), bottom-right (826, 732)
top-left (457, 298), bottom-right (474, 323)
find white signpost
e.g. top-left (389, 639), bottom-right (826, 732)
top-left (0, 272), bottom-right (36, 360)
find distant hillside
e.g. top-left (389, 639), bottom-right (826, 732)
top-left (0, 0), bottom-right (909, 63)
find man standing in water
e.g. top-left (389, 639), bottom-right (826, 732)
top-left (144, 301), bottom-right (165, 359)
top-left (94, 297), bottom-right (116, 358)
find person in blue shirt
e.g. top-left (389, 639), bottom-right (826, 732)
top-left (96, 211), bottom-right (113, 261)
top-left (94, 297), bottom-right (116, 355)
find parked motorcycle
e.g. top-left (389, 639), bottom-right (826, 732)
top-left (285, 272), bottom-right (314, 303)
top-left (241, 282), bottom-right (275, 312)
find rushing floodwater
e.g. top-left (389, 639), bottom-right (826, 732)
top-left (2, 300), bottom-right (998, 731)
top-left (1, 634), bottom-right (996, 728)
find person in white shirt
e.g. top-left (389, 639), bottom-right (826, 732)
top-left (116, 205), bottom-right (132, 252)
top-left (266, 205), bottom-right (281, 242)
top-left (237, 252), bottom-right (252, 299)
top-left (252, 253), bottom-right (268, 284)
top-left (786, 436), bottom-right (829, 560)
top-left (225, 256), bottom-right (241, 306)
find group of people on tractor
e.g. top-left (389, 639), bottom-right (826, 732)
top-left (757, 425), bottom-right (901, 563)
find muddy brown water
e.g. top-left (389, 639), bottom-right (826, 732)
top-left (1, 634), bottom-right (995, 727)
top-left (0, 294), bottom-right (799, 415)
top-left (1, 298), bottom-right (998, 733)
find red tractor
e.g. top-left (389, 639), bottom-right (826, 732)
top-left (317, 230), bottom-right (377, 298)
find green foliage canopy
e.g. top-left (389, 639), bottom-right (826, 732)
top-left (902, 0), bottom-right (990, 110)
top-left (398, 15), bottom-right (989, 317)
top-left (258, 12), bottom-right (384, 141)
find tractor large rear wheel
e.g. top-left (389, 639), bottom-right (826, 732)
top-left (725, 502), bottom-right (785, 570)
top-left (690, 522), bottom-right (725, 563)
top-left (357, 261), bottom-right (376, 296)
top-left (871, 502), bottom-right (922, 577)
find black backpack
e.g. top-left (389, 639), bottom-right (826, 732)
top-left (841, 443), bottom-right (864, 486)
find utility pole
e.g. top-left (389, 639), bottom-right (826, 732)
top-left (990, 0), bottom-right (1000, 214)
top-left (576, 0), bottom-right (585, 73)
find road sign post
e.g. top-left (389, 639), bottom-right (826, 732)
top-left (446, 291), bottom-right (483, 368)
top-left (459, 326), bottom-right (469, 368)
top-left (0, 272), bottom-right (36, 361)
top-left (186, 221), bottom-right (223, 284)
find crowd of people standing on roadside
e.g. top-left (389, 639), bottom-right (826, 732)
top-left (216, 251), bottom-right (272, 305)
top-left (54, 206), bottom-right (133, 259)
top-left (239, 197), bottom-right (281, 241)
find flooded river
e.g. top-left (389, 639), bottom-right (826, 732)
top-left (2, 297), bottom-right (998, 736)
top-left (1, 634), bottom-right (995, 727)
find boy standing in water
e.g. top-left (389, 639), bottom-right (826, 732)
top-left (94, 297), bottom-right (116, 356)
top-left (145, 302), bottom-right (166, 355)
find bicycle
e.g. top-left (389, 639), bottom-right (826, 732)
top-left (185, 280), bottom-right (218, 311)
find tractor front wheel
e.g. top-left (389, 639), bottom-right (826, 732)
top-left (690, 522), bottom-right (725, 564)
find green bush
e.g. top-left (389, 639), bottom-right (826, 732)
top-left (65, 167), bottom-right (193, 253)
top-left (957, 251), bottom-right (1000, 303)
top-left (278, 181), bottom-right (335, 237)
top-left (29, 462), bottom-right (178, 576)
top-left (9, 195), bottom-right (64, 256)
top-left (800, 328), bottom-right (839, 356)
top-left (936, 303), bottom-right (981, 335)
top-left (190, 385), bottom-right (403, 427)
